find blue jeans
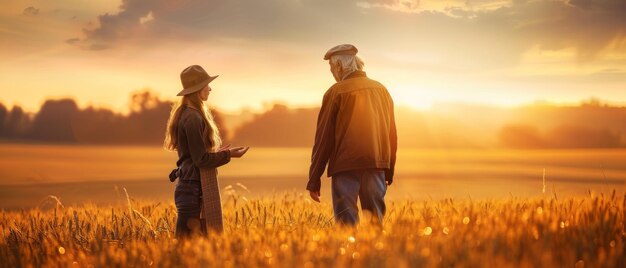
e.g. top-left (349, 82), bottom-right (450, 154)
top-left (331, 169), bottom-right (387, 226)
top-left (174, 180), bottom-right (205, 237)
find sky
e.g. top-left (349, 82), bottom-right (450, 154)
top-left (0, 0), bottom-right (625, 113)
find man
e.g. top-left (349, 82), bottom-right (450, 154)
top-left (307, 44), bottom-right (397, 226)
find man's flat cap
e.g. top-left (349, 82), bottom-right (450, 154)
top-left (324, 44), bottom-right (358, 60)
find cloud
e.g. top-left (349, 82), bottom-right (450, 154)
top-left (480, 0), bottom-right (626, 61)
top-left (65, 38), bottom-right (80, 45)
top-left (361, 0), bottom-right (510, 12)
top-left (74, 0), bottom-right (626, 67)
top-left (22, 6), bottom-right (39, 16)
top-left (76, 0), bottom-right (364, 50)
top-left (359, 0), bottom-right (422, 12)
top-left (504, 68), bottom-right (626, 86)
top-left (82, 0), bottom-right (152, 45)
top-left (567, 0), bottom-right (626, 10)
top-left (586, 68), bottom-right (626, 83)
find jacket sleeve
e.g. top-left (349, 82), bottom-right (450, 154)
top-left (307, 91), bottom-right (338, 192)
top-left (184, 114), bottom-right (231, 169)
top-left (386, 92), bottom-right (397, 185)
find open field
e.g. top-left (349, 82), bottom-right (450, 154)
top-left (0, 144), bottom-right (624, 209)
top-left (1, 143), bottom-right (624, 266)
top-left (0, 191), bottom-right (624, 267)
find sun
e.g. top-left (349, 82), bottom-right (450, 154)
top-left (390, 85), bottom-right (435, 110)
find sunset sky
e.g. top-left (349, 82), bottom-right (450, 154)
top-left (1, 0), bottom-right (625, 113)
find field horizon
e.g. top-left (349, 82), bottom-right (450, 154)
top-left (0, 144), bottom-right (624, 210)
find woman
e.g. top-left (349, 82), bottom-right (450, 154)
top-left (164, 65), bottom-right (249, 237)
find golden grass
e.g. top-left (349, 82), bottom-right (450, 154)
top-left (1, 190), bottom-right (624, 267)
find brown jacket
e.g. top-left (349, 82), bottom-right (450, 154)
top-left (176, 106), bottom-right (231, 181)
top-left (307, 71), bottom-right (397, 192)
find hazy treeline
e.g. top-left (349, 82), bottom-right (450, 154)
top-left (1, 94), bottom-right (624, 148)
top-left (233, 104), bottom-right (318, 147)
top-left (497, 100), bottom-right (626, 148)
top-left (231, 98), bottom-right (626, 149)
top-left (0, 91), bottom-right (227, 145)
top-left (407, 99), bottom-right (626, 148)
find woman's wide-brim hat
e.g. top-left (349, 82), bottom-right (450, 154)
top-left (176, 65), bottom-right (218, 96)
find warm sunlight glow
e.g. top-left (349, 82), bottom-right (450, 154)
top-left (1, 0), bottom-right (625, 113)
top-left (392, 86), bottom-right (434, 110)
top-left (1, 2), bottom-right (625, 266)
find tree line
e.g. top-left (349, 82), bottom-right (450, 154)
top-left (1, 93), bottom-right (624, 149)
top-left (0, 91), bottom-right (226, 145)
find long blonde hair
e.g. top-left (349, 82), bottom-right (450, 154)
top-left (164, 91), bottom-right (222, 152)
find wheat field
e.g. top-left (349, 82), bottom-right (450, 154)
top-left (1, 188), bottom-right (624, 268)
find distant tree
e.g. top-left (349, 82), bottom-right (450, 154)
top-left (5, 106), bottom-right (31, 138)
top-left (581, 97), bottom-right (604, 108)
top-left (71, 107), bottom-right (124, 144)
top-left (0, 103), bottom-right (7, 137)
top-left (211, 109), bottom-right (228, 143)
top-left (233, 104), bottom-right (318, 147)
top-left (30, 99), bottom-right (79, 142)
top-left (546, 124), bottom-right (621, 148)
top-left (125, 97), bottom-right (172, 144)
top-left (498, 124), bottom-right (545, 148)
top-left (129, 90), bottom-right (160, 113)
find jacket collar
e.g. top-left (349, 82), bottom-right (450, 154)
top-left (344, 70), bottom-right (366, 80)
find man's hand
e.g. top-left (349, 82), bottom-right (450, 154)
top-left (385, 170), bottom-right (393, 186)
top-left (229, 146), bottom-right (250, 158)
top-left (309, 190), bottom-right (321, 203)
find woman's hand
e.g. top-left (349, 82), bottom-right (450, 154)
top-left (228, 146), bottom-right (249, 158)
top-left (218, 144), bottom-right (232, 151)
